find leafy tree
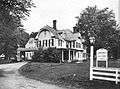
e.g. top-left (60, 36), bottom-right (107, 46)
top-left (75, 6), bottom-right (120, 58)
top-left (30, 32), bottom-right (38, 38)
top-left (0, 0), bottom-right (35, 59)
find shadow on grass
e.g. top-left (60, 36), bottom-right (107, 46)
top-left (0, 69), bottom-right (6, 77)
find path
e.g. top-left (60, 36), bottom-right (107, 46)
top-left (0, 62), bottom-right (67, 89)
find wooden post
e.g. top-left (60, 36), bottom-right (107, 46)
top-left (90, 45), bottom-right (94, 80)
top-left (90, 67), bottom-right (93, 80)
top-left (90, 46), bottom-right (94, 68)
top-left (73, 50), bottom-right (74, 60)
top-left (116, 68), bottom-right (118, 84)
top-left (62, 50), bottom-right (64, 62)
top-left (17, 51), bottom-right (21, 61)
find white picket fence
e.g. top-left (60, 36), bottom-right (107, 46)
top-left (90, 67), bottom-right (120, 84)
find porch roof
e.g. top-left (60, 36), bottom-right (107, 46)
top-left (17, 48), bottom-right (38, 52)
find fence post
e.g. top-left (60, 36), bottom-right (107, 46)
top-left (90, 67), bottom-right (93, 80)
top-left (116, 68), bottom-right (118, 84)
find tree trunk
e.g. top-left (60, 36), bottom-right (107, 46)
top-left (4, 41), bottom-right (9, 60)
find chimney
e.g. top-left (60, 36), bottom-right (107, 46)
top-left (53, 20), bottom-right (57, 30)
top-left (73, 26), bottom-right (77, 33)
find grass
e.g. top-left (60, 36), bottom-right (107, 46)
top-left (19, 60), bottom-right (120, 89)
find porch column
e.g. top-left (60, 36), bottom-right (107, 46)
top-left (62, 50), bottom-right (64, 62)
top-left (68, 49), bottom-right (71, 62)
top-left (17, 51), bottom-right (21, 61)
top-left (72, 50), bottom-right (74, 60)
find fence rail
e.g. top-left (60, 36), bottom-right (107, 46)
top-left (90, 67), bottom-right (120, 84)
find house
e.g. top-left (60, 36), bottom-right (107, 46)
top-left (24, 20), bottom-right (87, 62)
top-left (25, 37), bottom-right (37, 60)
top-left (0, 53), bottom-right (5, 60)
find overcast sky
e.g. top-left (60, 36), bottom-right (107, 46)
top-left (22, 0), bottom-right (120, 34)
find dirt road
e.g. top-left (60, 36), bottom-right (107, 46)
top-left (0, 62), bottom-right (67, 89)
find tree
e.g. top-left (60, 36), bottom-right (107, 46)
top-left (30, 32), bottom-right (38, 38)
top-left (75, 6), bottom-right (120, 58)
top-left (0, 0), bottom-right (35, 60)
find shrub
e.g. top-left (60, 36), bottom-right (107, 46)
top-left (32, 48), bottom-right (44, 62)
top-left (43, 47), bottom-right (61, 63)
top-left (32, 47), bottom-right (62, 63)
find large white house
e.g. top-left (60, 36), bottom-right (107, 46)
top-left (24, 20), bottom-right (87, 62)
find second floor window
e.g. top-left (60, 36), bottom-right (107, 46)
top-left (73, 42), bottom-right (75, 48)
top-left (39, 41), bottom-right (41, 47)
top-left (76, 42), bottom-right (78, 48)
top-left (49, 39), bottom-right (54, 47)
top-left (66, 42), bottom-right (69, 48)
top-left (58, 40), bottom-right (62, 46)
top-left (43, 40), bottom-right (47, 47)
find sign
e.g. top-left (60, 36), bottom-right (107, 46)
top-left (97, 49), bottom-right (108, 61)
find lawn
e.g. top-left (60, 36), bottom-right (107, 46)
top-left (19, 60), bottom-right (120, 89)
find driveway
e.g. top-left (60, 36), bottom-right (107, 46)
top-left (0, 62), bottom-right (67, 89)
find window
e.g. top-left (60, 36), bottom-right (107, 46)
top-left (39, 41), bottom-right (41, 47)
top-left (43, 40), bottom-right (46, 47)
top-left (79, 43), bottom-right (81, 48)
top-left (43, 40), bottom-right (47, 47)
top-left (52, 39), bottom-right (54, 46)
top-left (70, 42), bottom-right (71, 48)
top-left (78, 53), bottom-right (79, 58)
top-left (76, 42), bottom-right (78, 48)
top-left (73, 42), bottom-right (75, 48)
top-left (83, 53), bottom-right (86, 58)
top-left (26, 53), bottom-right (28, 57)
top-left (49, 39), bottom-right (54, 47)
top-left (66, 42), bottom-right (69, 48)
top-left (29, 39), bottom-right (33, 44)
top-left (58, 40), bottom-right (62, 46)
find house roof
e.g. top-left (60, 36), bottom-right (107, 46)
top-left (35, 25), bottom-right (64, 41)
top-left (58, 29), bottom-right (82, 41)
top-left (35, 25), bottom-right (81, 41)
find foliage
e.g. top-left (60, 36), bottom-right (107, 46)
top-left (0, 0), bottom-right (35, 59)
top-left (30, 32), bottom-right (38, 38)
top-left (43, 48), bottom-right (61, 63)
top-left (75, 6), bottom-right (120, 58)
top-left (32, 48), bottom-right (44, 62)
top-left (32, 48), bottom-right (62, 63)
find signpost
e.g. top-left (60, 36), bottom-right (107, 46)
top-left (96, 49), bottom-right (108, 67)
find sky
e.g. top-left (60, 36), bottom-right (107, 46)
top-left (22, 0), bottom-right (120, 34)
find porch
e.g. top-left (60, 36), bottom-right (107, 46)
top-left (17, 48), bottom-right (38, 61)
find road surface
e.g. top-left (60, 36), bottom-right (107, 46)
top-left (0, 62), bottom-right (67, 89)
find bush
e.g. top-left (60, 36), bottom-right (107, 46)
top-left (32, 48), bottom-right (44, 62)
top-left (32, 47), bottom-right (61, 63)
